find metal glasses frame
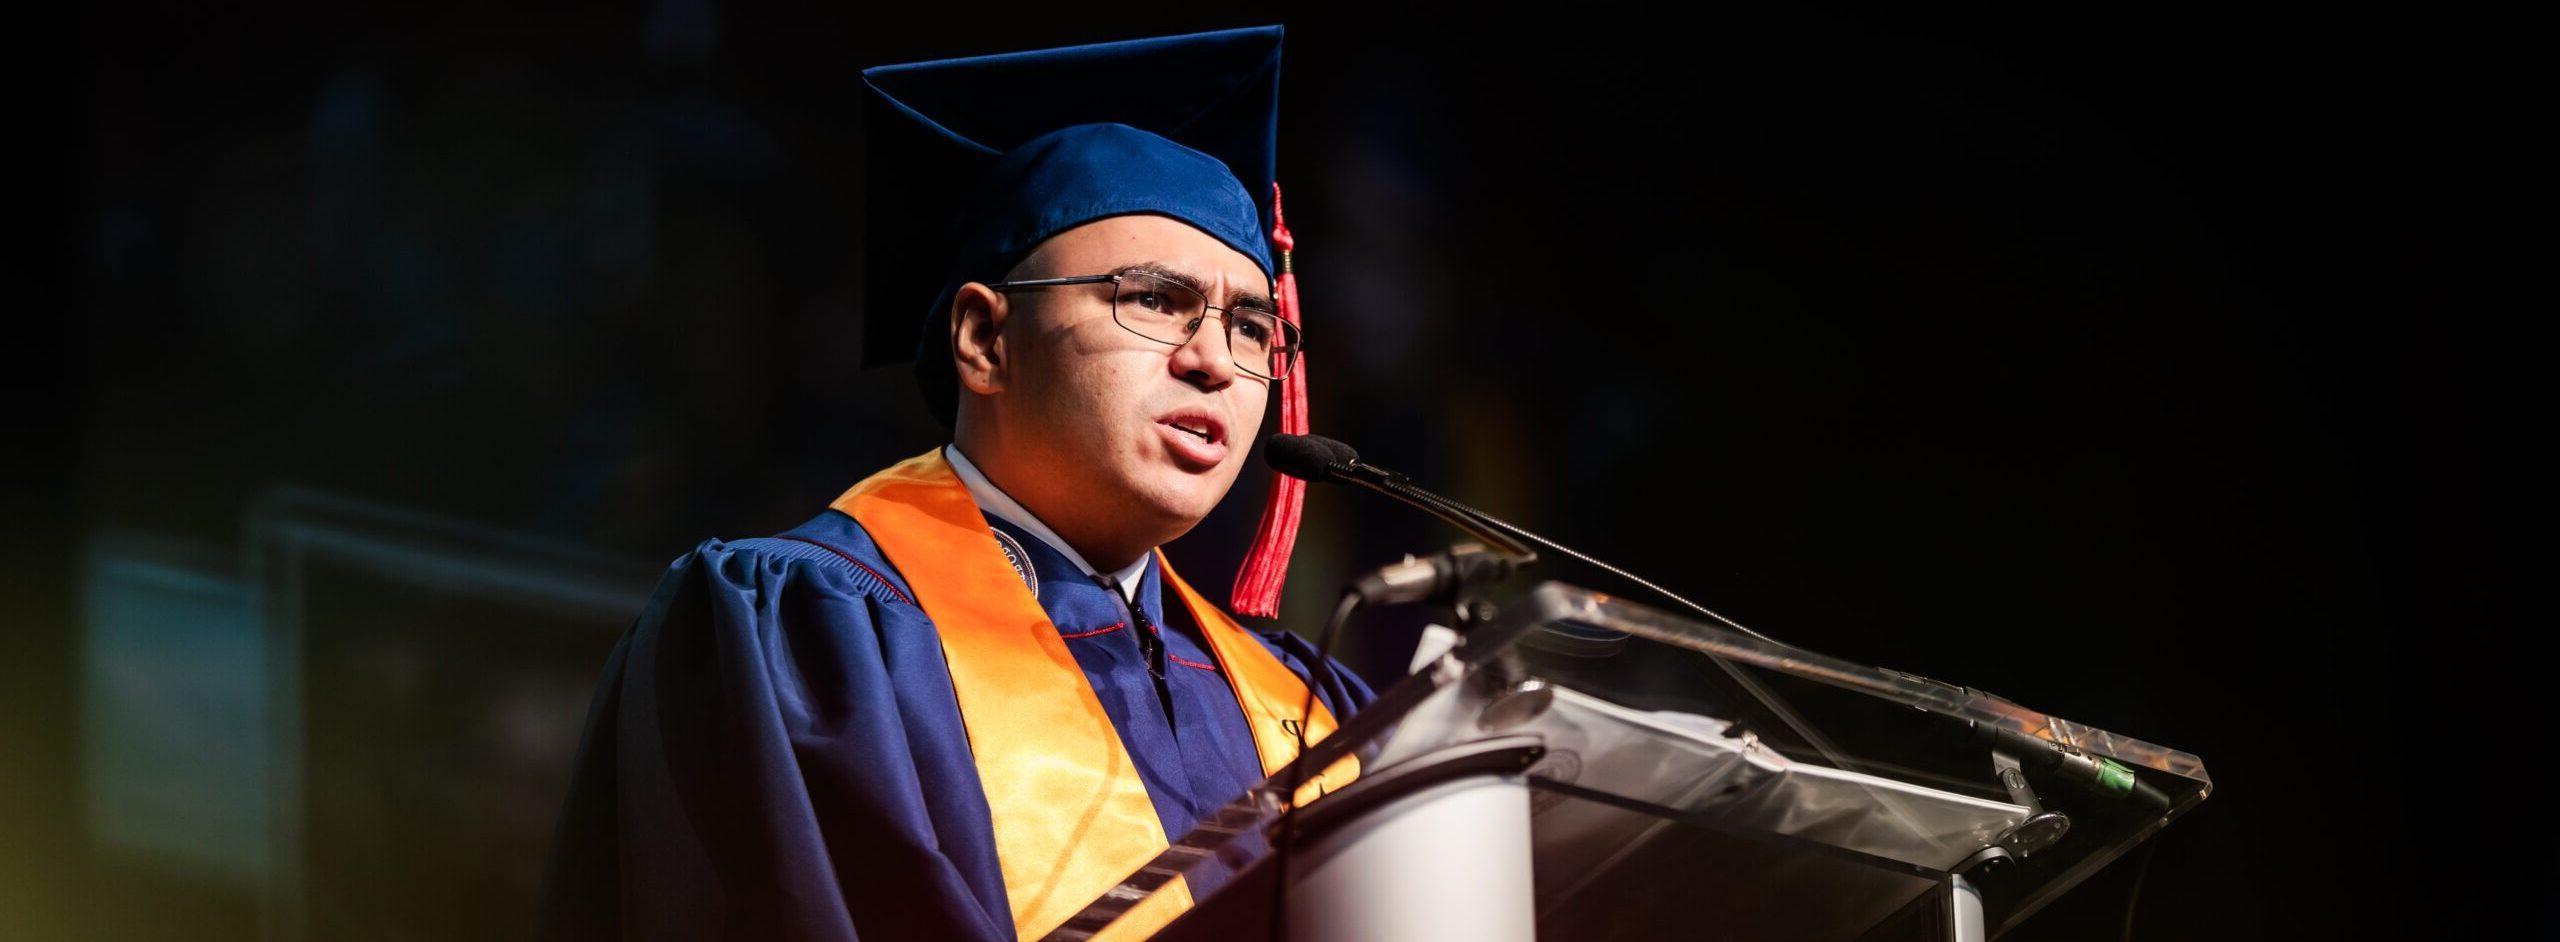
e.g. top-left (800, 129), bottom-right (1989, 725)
top-left (983, 270), bottom-right (1302, 381)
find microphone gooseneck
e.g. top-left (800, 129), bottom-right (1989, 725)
top-left (1265, 434), bottom-right (1538, 563)
top-left (1263, 433), bottom-right (1782, 645)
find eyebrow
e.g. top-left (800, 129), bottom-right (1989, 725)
top-left (1116, 262), bottom-right (1277, 314)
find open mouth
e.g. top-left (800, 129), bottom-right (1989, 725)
top-left (1155, 409), bottom-right (1228, 452)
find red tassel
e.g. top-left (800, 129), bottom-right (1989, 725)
top-left (1231, 182), bottom-right (1309, 618)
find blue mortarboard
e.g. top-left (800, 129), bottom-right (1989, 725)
top-left (859, 25), bottom-right (1282, 406)
top-left (858, 25), bottom-right (1313, 616)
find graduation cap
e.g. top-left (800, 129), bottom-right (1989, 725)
top-left (860, 25), bottom-right (1314, 617)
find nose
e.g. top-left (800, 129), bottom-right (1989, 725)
top-left (1166, 310), bottom-right (1242, 390)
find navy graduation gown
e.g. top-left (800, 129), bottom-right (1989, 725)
top-left (539, 507), bottom-right (1375, 941)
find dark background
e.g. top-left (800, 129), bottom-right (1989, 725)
top-left (13, 0), bottom-right (2549, 939)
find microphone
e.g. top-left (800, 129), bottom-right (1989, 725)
top-left (1351, 544), bottom-right (1521, 606)
top-left (1263, 434), bottom-right (1803, 645)
top-left (1268, 435), bottom-right (1540, 563)
top-left (1265, 434), bottom-right (1359, 483)
top-left (1268, 435), bottom-right (1530, 605)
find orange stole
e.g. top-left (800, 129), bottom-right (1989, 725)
top-left (1157, 550), bottom-right (1359, 807)
top-left (831, 449), bottom-right (1358, 940)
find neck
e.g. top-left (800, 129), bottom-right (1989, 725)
top-left (949, 430), bottom-right (1160, 574)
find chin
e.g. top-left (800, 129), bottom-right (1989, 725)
top-left (1128, 467), bottom-right (1232, 531)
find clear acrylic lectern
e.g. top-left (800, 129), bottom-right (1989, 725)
top-left (1044, 582), bottom-right (2212, 941)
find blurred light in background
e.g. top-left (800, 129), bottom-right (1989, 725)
top-left (249, 489), bottom-right (657, 940)
top-left (79, 490), bottom-right (660, 940)
top-left (83, 533), bottom-right (268, 887)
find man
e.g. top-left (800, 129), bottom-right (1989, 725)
top-left (540, 25), bottom-right (1372, 942)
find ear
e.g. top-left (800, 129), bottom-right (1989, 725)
top-left (950, 282), bottom-right (1011, 396)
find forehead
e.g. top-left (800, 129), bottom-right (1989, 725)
top-left (1025, 213), bottom-right (1270, 291)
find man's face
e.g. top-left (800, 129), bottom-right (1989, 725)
top-left (957, 213), bottom-right (1275, 556)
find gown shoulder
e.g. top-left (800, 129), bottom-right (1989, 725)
top-left (539, 510), bottom-right (1012, 942)
top-left (668, 508), bottom-right (922, 609)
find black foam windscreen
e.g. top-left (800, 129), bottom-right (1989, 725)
top-left (1264, 433), bottom-right (1358, 482)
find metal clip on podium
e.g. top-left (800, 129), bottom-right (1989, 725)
top-left (1044, 582), bottom-right (2211, 942)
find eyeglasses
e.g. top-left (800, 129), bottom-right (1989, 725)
top-left (984, 268), bottom-right (1302, 381)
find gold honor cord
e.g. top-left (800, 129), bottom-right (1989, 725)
top-left (835, 450), bottom-right (1353, 939)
